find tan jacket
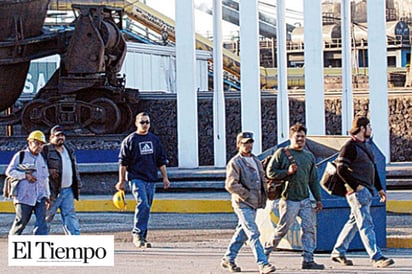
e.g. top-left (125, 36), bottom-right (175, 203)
top-left (225, 153), bottom-right (268, 209)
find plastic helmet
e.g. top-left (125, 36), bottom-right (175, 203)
top-left (27, 130), bottom-right (46, 143)
top-left (112, 190), bottom-right (127, 210)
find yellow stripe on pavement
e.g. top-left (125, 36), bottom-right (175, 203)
top-left (386, 200), bottom-right (412, 213)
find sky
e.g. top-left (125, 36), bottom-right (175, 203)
top-left (144, 0), bottom-right (304, 39)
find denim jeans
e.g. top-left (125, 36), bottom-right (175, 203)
top-left (331, 187), bottom-right (382, 260)
top-left (9, 198), bottom-right (48, 235)
top-left (223, 206), bottom-right (269, 266)
top-left (130, 179), bottom-right (156, 240)
top-left (270, 198), bottom-right (316, 262)
top-left (46, 187), bottom-right (80, 235)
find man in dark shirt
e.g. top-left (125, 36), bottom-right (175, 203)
top-left (116, 112), bottom-right (170, 248)
top-left (330, 116), bottom-right (394, 268)
top-left (42, 125), bottom-right (81, 235)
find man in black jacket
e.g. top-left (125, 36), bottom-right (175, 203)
top-left (330, 117), bottom-right (394, 268)
top-left (42, 125), bottom-right (81, 235)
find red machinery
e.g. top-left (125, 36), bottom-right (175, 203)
top-left (0, 0), bottom-right (137, 134)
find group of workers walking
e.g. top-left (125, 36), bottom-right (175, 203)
top-left (5, 112), bottom-right (395, 273)
top-left (222, 117), bottom-right (394, 273)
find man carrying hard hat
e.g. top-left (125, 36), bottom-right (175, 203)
top-left (5, 130), bottom-right (50, 235)
top-left (116, 112), bottom-right (170, 248)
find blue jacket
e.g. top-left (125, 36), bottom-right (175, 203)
top-left (5, 149), bottom-right (50, 206)
top-left (119, 132), bottom-right (168, 182)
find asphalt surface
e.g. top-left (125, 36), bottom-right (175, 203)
top-left (1, 230), bottom-right (411, 274)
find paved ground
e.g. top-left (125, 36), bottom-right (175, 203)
top-left (1, 230), bottom-right (411, 274)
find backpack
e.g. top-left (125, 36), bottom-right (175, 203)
top-left (2, 151), bottom-right (25, 199)
top-left (319, 160), bottom-right (347, 197)
top-left (262, 148), bottom-right (295, 200)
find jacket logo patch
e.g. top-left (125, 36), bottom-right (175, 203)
top-left (139, 141), bottom-right (153, 155)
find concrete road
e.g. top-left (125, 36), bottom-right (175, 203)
top-left (1, 229), bottom-right (412, 274)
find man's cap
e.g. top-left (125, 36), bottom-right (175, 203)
top-left (237, 132), bottom-right (254, 144)
top-left (406, 64), bottom-right (410, 68)
top-left (50, 125), bottom-right (65, 135)
top-left (349, 116), bottom-right (370, 135)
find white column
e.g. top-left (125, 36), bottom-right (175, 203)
top-left (341, 0), bottom-right (354, 135)
top-left (304, 0), bottom-right (325, 135)
top-left (213, 0), bottom-right (226, 167)
top-left (367, 0), bottom-right (390, 161)
top-left (276, 0), bottom-right (289, 142)
top-left (239, 0), bottom-right (262, 153)
top-left (175, 0), bottom-right (199, 168)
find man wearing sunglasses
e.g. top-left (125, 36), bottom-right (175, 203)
top-left (116, 112), bottom-right (170, 248)
top-left (221, 132), bottom-right (276, 274)
top-left (6, 130), bottom-right (50, 235)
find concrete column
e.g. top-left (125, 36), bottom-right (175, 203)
top-left (367, 0), bottom-right (390, 161)
top-left (341, 0), bottom-right (354, 135)
top-left (304, 0), bottom-right (325, 135)
top-left (175, 0), bottom-right (199, 167)
top-left (239, 0), bottom-right (262, 153)
top-left (276, 0), bottom-right (289, 142)
top-left (213, 0), bottom-right (227, 167)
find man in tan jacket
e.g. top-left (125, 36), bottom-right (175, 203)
top-left (221, 132), bottom-right (275, 274)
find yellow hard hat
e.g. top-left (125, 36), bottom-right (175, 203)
top-left (27, 130), bottom-right (46, 143)
top-left (112, 190), bottom-right (127, 210)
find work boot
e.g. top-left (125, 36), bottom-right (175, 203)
top-left (221, 258), bottom-right (241, 272)
top-left (302, 261), bottom-right (325, 270)
top-left (331, 256), bottom-right (353, 266)
top-left (133, 235), bottom-right (147, 248)
top-left (143, 240), bottom-right (152, 248)
top-left (372, 256), bottom-right (395, 268)
top-left (259, 263), bottom-right (276, 274)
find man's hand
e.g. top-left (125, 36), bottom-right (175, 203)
top-left (46, 198), bottom-right (50, 210)
top-left (163, 178), bottom-right (170, 189)
top-left (315, 201), bottom-right (323, 212)
top-left (49, 169), bottom-right (59, 180)
top-left (287, 163), bottom-right (297, 175)
top-left (25, 172), bottom-right (37, 183)
top-left (115, 181), bottom-right (125, 191)
top-left (378, 190), bottom-right (387, 203)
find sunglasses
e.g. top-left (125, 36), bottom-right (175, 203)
top-left (139, 120), bottom-right (150, 125)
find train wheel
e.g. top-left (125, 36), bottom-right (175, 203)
top-left (89, 98), bottom-right (121, 134)
top-left (116, 103), bottom-right (133, 133)
top-left (21, 100), bottom-right (48, 132)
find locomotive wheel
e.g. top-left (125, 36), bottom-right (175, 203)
top-left (21, 100), bottom-right (48, 132)
top-left (89, 98), bottom-right (121, 134)
top-left (116, 103), bottom-right (133, 133)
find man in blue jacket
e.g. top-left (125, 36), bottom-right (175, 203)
top-left (116, 112), bottom-right (170, 248)
top-left (6, 130), bottom-right (50, 235)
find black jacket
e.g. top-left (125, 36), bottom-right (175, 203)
top-left (42, 143), bottom-right (81, 201)
top-left (336, 137), bottom-right (382, 194)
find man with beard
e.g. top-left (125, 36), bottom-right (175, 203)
top-left (264, 123), bottom-right (324, 270)
top-left (42, 125), bottom-right (81, 235)
top-left (330, 116), bottom-right (394, 268)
